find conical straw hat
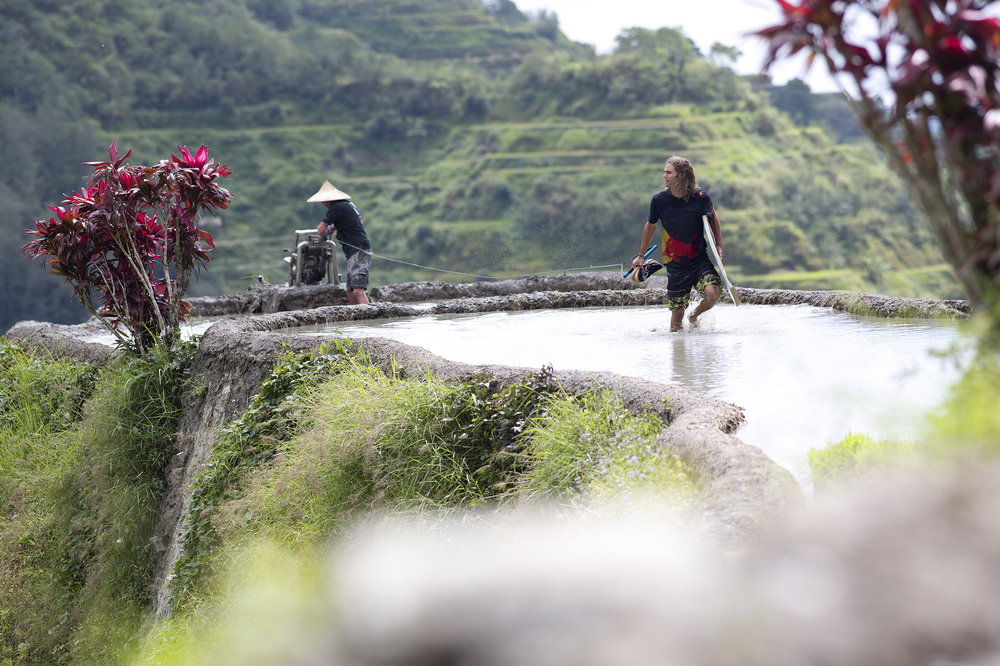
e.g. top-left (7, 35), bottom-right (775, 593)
top-left (306, 180), bottom-right (351, 203)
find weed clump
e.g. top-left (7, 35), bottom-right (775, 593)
top-left (0, 340), bottom-right (98, 442)
top-left (520, 390), bottom-right (692, 507)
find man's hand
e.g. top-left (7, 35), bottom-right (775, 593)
top-left (317, 221), bottom-right (328, 238)
top-left (632, 255), bottom-right (644, 268)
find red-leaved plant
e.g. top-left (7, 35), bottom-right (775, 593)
top-left (755, 0), bottom-right (1000, 320)
top-left (23, 142), bottom-right (232, 356)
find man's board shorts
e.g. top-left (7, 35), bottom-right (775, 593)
top-left (345, 251), bottom-right (371, 290)
top-left (667, 256), bottom-right (722, 311)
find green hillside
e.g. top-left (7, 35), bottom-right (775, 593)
top-left (0, 0), bottom-right (961, 331)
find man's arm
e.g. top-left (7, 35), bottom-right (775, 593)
top-left (632, 222), bottom-right (658, 268)
top-left (708, 209), bottom-right (723, 259)
top-left (318, 203), bottom-right (335, 238)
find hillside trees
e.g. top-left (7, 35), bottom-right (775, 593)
top-left (503, 27), bottom-right (750, 118)
top-left (0, 100), bottom-right (101, 329)
top-left (513, 175), bottom-right (648, 266)
top-left (614, 27), bottom-right (700, 103)
top-left (0, 0), bottom-right (966, 331)
top-left (5, 0), bottom-right (504, 130)
top-left (483, 0), bottom-right (529, 26)
top-left (768, 78), bottom-right (817, 126)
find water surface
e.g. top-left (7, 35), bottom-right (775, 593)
top-left (319, 303), bottom-right (969, 487)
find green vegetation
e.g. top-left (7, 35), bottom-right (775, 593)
top-left (519, 389), bottom-right (690, 505)
top-left (1, 0), bottom-right (962, 333)
top-left (3, 1), bottom-right (996, 660)
top-left (0, 342), bottom-right (98, 439)
top-left (0, 338), bottom-right (691, 663)
top-left (809, 356), bottom-right (1000, 491)
top-left (128, 541), bottom-right (332, 665)
top-left (167, 341), bottom-right (357, 610)
top-left (170, 344), bottom-right (690, 613)
top-left (154, 351), bottom-right (690, 662)
top-left (927, 356), bottom-right (1000, 459)
top-left (808, 433), bottom-right (916, 490)
top-left (0, 339), bottom-right (192, 664)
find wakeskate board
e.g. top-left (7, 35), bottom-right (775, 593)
top-left (702, 215), bottom-right (741, 305)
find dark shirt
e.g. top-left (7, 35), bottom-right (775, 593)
top-left (648, 188), bottom-right (713, 268)
top-left (323, 200), bottom-right (371, 259)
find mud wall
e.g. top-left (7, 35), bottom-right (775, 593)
top-left (187, 272), bottom-right (971, 319)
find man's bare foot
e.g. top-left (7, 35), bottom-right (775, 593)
top-left (687, 312), bottom-right (700, 328)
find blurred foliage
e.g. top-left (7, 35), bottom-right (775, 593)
top-left (0, 0), bottom-right (962, 333)
top-left (755, 0), bottom-right (1000, 322)
top-left (809, 432), bottom-right (916, 491)
top-left (809, 349), bottom-right (1000, 492)
top-left (928, 353), bottom-right (1000, 459)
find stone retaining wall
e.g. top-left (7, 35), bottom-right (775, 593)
top-left (184, 272), bottom-right (971, 319)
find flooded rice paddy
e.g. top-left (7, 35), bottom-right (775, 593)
top-left (311, 302), bottom-right (969, 487)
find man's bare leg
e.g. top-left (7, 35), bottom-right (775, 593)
top-left (670, 308), bottom-right (686, 332)
top-left (688, 284), bottom-right (721, 328)
top-left (347, 288), bottom-right (369, 305)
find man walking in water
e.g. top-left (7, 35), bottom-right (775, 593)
top-left (632, 155), bottom-right (724, 331)
top-left (308, 180), bottom-right (372, 305)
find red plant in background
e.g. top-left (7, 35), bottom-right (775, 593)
top-left (755, 0), bottom-right (1000, 319)
top-left (23, 141), bottom-right (232, 356)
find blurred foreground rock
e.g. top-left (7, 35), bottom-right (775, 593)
top-left (319, 462), bottom-right (1000, 665)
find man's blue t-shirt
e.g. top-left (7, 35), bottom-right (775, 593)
top-left (323, 200), bottom-right (371, 259)
top-left (648, 188), bottom-right (713, 268)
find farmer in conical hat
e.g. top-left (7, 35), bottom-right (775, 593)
top-left (307, 180), bottom-right (372, 305)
